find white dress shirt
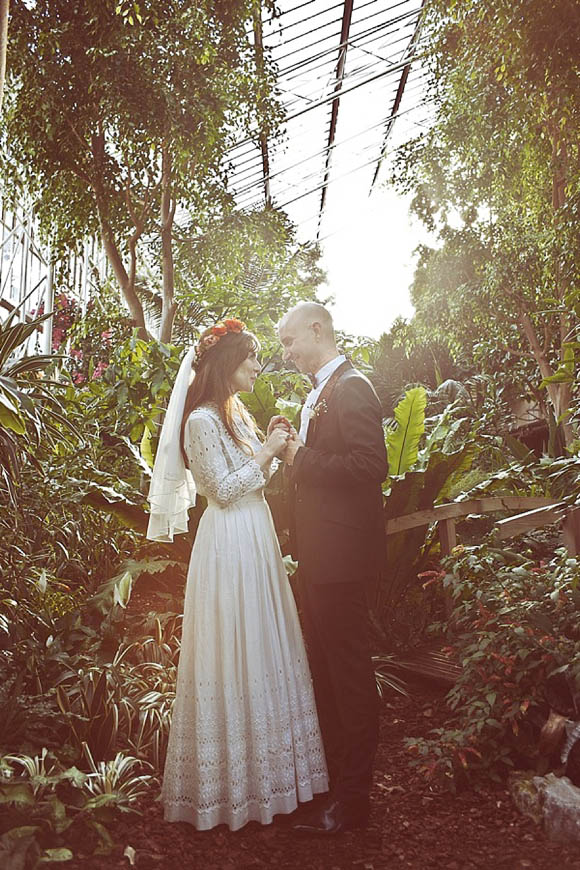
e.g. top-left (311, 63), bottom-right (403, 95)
top-left (299, 354), bottom-right (346, 443)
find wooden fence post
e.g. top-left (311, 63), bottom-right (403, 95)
top-left (562, 508), bottom-right (580, 557)
top-left (439, 518), bottom-right (457, 556)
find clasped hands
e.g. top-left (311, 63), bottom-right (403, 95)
top-left (265, 415), bottom-right (304, 466)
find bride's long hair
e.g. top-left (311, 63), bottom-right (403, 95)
top-left (179, 329), bottom-right (262, 463)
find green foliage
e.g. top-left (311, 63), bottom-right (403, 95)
top-left (406, 544), bottom-right (580, 789)
top-left (0, 308), bottom-right (78, 503)
top-left (0, 665), bottom-right (65, 758)
top-left (380, 387), bottom-right (484, 635)
top-left (55, 623), bottom-right (179, 769)
top-left (65, 333), bottom-right (183, 447)
top-left (240, 368), bottom-right (310, 432)
top-left (0, 420), bottom-right (149, 696)
top-left (449, 450), bottom-right (580, 507)
top-left (371, 317), bottom-right (463, 416)
top-left (1, 0), bottom-right (286, 339)
top-left (379, 377), bottom-right (580, 648)
top-left (173, 209), bottom-right (324, 345)
top-left (382, 445), bottom-right (479, 627)
top-left (386, 386), bottom-right (427, 478)
top-left (3, 0), bottom-right (280, 245)
top-left (0, 746), bottom-right (155, 864)
top-left (90, 559), bottom-right (182, 613)
top-left (391, 0), bottom-right (580, 449)
top-left (63, 282), bottom-right (135, 386)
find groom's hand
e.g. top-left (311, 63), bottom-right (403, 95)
top-left (284, 431), bottom-right (304, 466)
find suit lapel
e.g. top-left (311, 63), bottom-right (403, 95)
top-left (305, 359), bottom-right (353, 446)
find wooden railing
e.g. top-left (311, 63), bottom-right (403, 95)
top-left (384, 496), bottom-right (580, 684)
top-left (386, 496), bottom-right (580, 556)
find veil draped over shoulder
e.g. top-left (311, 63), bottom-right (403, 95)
top-left (146, 347), bottom-right (198, 542)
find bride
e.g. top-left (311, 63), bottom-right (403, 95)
top-left (146, 318), bottom-right (328, 831)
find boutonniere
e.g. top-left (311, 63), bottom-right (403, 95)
top-left (311, 398), bottom-right (329, 420)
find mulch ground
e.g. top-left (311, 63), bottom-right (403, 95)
top-left (66, 683), bottom-right (580, 870)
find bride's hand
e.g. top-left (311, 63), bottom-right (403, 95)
top-left (267, 415), bottom-right (291, 437)
top-left (255, 427), bottom-right (290, 469)
top-left (265, 426), bottom-right (291, 458)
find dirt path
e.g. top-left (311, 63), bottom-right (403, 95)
top-left (67, 688), bottom-right (580, 869)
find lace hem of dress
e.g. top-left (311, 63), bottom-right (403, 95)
top-left (161, 674), bottom-right (329, 832)
top-left (163, 776), bottom-right (328, 831)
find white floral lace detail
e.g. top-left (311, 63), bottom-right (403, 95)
top-left (162, 659), bottom-right (328, 830)
top-left (184, 406), bottom-right (267, 507)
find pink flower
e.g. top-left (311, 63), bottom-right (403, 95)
top-left (52, 327), bottom-right (65, 350)
top-left (73, 372), bottom-right (86, 385)
top-left (101, 329), bottom-right (113, 342)
top-left (92, 361), bottom-right (109, 380)
top-left (70, 348), bottom-right (83, 360)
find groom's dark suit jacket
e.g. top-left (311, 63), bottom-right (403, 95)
top-left (288, 360), bottom-right (388, 584)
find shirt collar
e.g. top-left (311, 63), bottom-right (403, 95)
top-left (313, 354), bottom-right (346, 388)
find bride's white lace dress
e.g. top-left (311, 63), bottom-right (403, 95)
top-left (161, 403), bottom-right (328, 830)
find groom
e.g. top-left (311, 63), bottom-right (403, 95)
top-left (275, 301), bottom-right (388, 834)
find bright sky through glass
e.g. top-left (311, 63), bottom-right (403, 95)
top-left (320, 187), bottom-right (426, 339)
top-left (227, 0), bottom-right (434, 339)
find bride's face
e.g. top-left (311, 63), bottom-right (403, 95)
top-left (229, 350), bottom-right (261, 393)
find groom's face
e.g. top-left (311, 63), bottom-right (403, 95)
top-left (279, 314), bottom-right (318, 374)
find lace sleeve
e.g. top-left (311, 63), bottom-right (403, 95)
top-left (184, 412), bottom-right (266, 507)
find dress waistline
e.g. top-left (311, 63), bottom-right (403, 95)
top-left (205, 491), bottom-right (265, 510)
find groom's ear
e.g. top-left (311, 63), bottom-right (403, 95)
top-left (311, 321), bottom-right (322, 341)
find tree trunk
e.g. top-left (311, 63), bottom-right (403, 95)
top-left (97, 207), bottom-right (149, 339)
top-left (545, 98), bottom-right (575, 448)
top-left (90, 128), bottom-right (148, 339)
top-left (0, 0), bottom-right (9, 110)
top-left (519, 311), bottom-right (573, 448)
top-left (159, 143), bottom-right (177, 344)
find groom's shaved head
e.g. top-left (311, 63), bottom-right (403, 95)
top-left (279, 301), bottom-right (338, 374)
top-left (280, 301), bottom-right (335, 342)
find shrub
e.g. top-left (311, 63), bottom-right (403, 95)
top-left (405, 542), bottom-right (580, 789)
top-left (0, 746), bottom-right (155, 865)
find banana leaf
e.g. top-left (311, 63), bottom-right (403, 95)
top-left (386, 386), bottom-right (427, 478)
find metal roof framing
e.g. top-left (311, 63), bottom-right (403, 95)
top-left (317, 0), bottom-right (355, 236)
top-left (226, 0), bottom-right (429, 241)
top-left (369, 0), bottom-right (426, 193)
top-left (252, 4), bottom-right (272, 206)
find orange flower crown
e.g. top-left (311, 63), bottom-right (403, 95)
top-left (193, 318), bottom-right (246, 366)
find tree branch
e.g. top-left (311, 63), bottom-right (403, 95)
top-left (159, 141), bottom-right (177, 343)
top-left (89, 128), bottom-right (148, 338)
top-left (519, 310), bottom-right (573, 445)
top-left (0, 0), bottom-right (9, 111)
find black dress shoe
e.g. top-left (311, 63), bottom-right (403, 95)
top-left (292, 799), bottom-right (369, 835)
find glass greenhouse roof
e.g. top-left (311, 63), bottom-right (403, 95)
top-left (227, 0), bottom-right (432, 243)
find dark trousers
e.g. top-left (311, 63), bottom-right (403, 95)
top-left (298, 573), bottom-right (379, 810)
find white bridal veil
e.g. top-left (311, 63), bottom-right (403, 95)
top-left (146, 347), bottom-right (198, 542)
